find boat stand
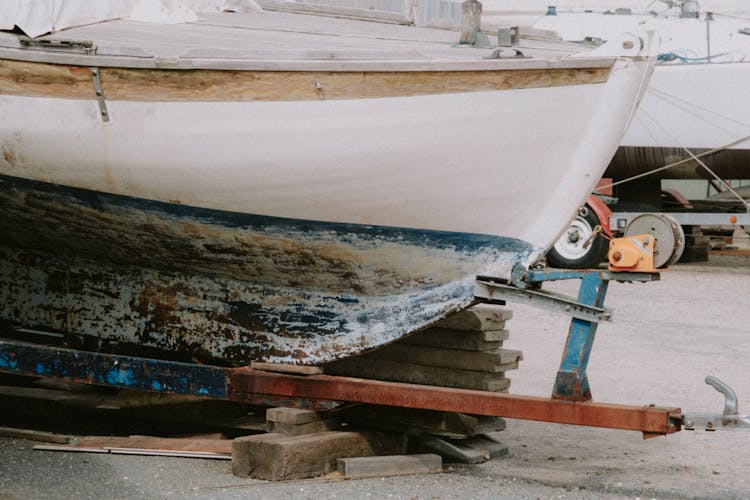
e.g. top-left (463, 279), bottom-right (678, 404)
top-left (0, 269), bottom-right (682, 438)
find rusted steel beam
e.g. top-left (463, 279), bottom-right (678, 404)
top-left (228, 368), bottom-right (682, 437)
top-left (0, 339), bottom-right (681, 436)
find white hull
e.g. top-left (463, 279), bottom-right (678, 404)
top-left (0, 54), bottom-right (652, 257)
top-left (0, 11), bottom-right (656, 363)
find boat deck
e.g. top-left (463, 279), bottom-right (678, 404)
top-left (0, 9), bottom-right (606, 70)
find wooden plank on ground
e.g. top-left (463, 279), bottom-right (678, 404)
top-left (34, 444), bottom-right (230, 459)
top-left (337, 454), bottom-right (442, 478)
top-left (0, 426), bottom-right (73, 444)
top-left (232, 430), bottom-right (406, 480)
top-left (73, 435), bottom-right (233, 454)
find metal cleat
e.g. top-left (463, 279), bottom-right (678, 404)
top-left (683, 376), bottom-right (750, 431)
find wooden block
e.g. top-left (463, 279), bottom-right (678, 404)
top-left (345, 407), bottom-right (506, 438)
top-left (473, 416), bottom-right (507, 434)
top-left (251, 362), bottom-right (323, 375)
top-left (433, 305), bottom-right (512, 331)
top-left (416, 435), bottom-right (486, 464)
top-left (337, 454), bottom-right (442, 478)
top-left (367, 344), bottom-right (523, 372)
top-left (266, 407), bottom-right (324, 425)
top-left (404, 327), bottom-right (509, 351)
top-left (325, 358), bottom-right (513, 392)
top-left (416, 434), bottom-right (508, 464)
top-left (462, 433), bottom-right (509, 460)
top-left (267, 419), bottom-right (339, 436)
top-left (0, 426), bottom-right (73, 444)
top-left (232, 430), bottom-right (406, 480)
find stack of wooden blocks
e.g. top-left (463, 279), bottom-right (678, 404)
top-left (324, 303), bottom-right (520, 463)
top-left (325, 304), bottom-right (521, 393)
top-left (232, 304), bottom-right (522, 478)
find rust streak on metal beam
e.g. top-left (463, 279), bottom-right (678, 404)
top-left (228, 369), bottom-right (682, 436)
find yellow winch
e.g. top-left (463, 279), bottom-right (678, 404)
top-left (608, 214), bottom-right (685, 272)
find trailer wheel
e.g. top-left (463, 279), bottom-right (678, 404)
top-left (547, 205), bottom-right (608, 269)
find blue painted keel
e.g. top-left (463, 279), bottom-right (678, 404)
top-left (0, 174), bottom-right (535, 365)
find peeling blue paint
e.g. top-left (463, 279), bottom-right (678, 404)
top-left (0, 341), bottom-right (229, 398)
top-left (0, 174), bottom-right (536, 365)
top-left (106, 368), bottom-right (136, 387)
top-left (0, 353), bottom-right (17, 370)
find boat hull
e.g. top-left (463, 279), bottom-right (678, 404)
top-left (0, 174), bottom-right (532, 364)
top-left (0, 36), bottom-right (655, 364)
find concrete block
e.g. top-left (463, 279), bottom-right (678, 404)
top-left (405, 327), bottom-right (509, 351)
top-left (337, 453), bottom-right (442, 478)
top-left (434, 305), bottom-right (512, 331)
top-left (232, 430), bottom-right (406, 480)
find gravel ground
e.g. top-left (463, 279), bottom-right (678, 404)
top-left (1, 254), bottom-right (749, 500)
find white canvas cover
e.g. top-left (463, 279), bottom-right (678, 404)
top-left (0, 0), bottom-right (260, 37)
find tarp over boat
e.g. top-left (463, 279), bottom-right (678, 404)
top-left (0, 0), bottom-right (261, 37)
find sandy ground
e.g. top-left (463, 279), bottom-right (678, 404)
top-left (1, 254), bottom-right (749, 499)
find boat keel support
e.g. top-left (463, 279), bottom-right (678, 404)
top-left (0, 339), bottom-right (681, 438)
top-left (476, 269), bottom-right (659, 401)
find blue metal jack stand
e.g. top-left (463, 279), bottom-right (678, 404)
top-left (476, 269), bottom-right (659, 402)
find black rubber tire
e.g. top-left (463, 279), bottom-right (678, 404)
top-left (546, 205), bottom-right (609, 269)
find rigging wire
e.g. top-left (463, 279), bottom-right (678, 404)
top-left (646, 87), bottom-right (750, 130)
top-left (710, 12), bottom-right (750, 22)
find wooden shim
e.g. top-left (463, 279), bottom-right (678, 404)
top-left (73, 435), bottom-right (233, 454)
top-left (0, 426), bottom-right (73, 444)
top-left (266, 407), bottom-right (325, 425)
top-left (404, 327), bottom-right (509, 351)
top-left (344, 406), bottom-right (505, 438)
top-left (365, 344), bottom-right (523, 372)
top-left (324, 358), bottom-right (512, 392)
top-left (34, 445), bottom-right (108, 453)
top-left (34, 444), bottom-right (231, 459)
top-left (251, 362), bottom-right (323, 375)
top-left (433, 305), bottom-right (513, 331)
top-left (267, 420), bottom-right (340, 436)
top-left (337, 454), bottom-right (442, 478)
top-left (107, 448), bottom-right (230, 460)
